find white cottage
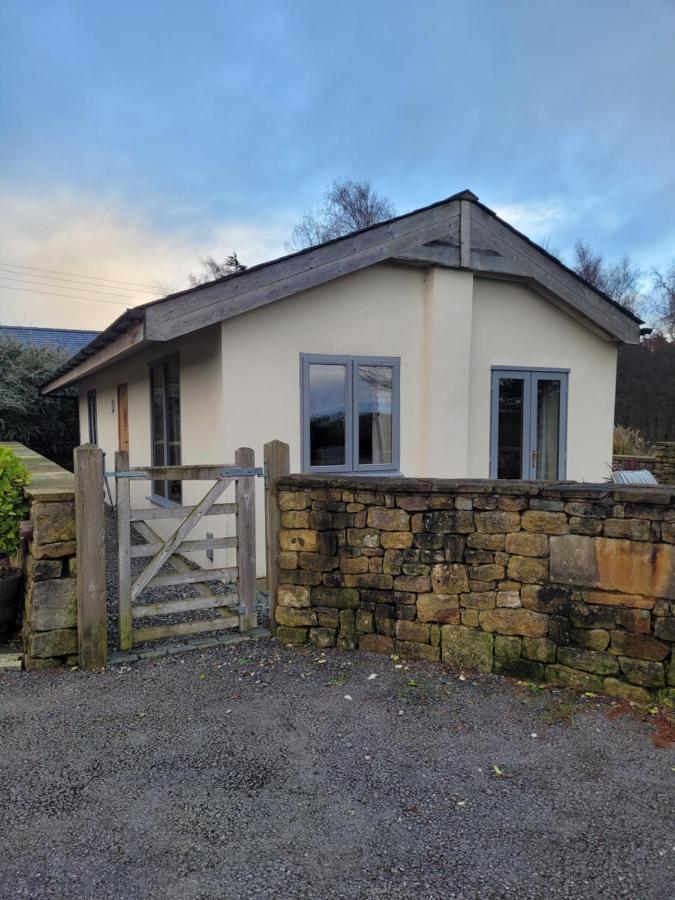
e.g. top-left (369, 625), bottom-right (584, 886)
top-left (43, 190), bottom-right (643, 575)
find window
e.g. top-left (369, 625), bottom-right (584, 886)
top-left (87, 390), bottom-right (98, 444)
top-left (150, 357), bottom-right (182, 502)
top-left (490, 368), bottom-right (568, 480)
top-left (301, 355), bottom-right (400, 472)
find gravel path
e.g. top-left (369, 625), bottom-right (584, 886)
top-left (1, 641), bottom-right (673, 899)
top-left (104, 507), bottom-right (269, 651)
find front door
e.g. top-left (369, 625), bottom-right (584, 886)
top-left (490, 368), bottom-right (568, 480)
top-left (117, 384), bottom-right (129, 452)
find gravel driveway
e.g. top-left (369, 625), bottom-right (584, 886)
top-left (1, 640), bottom-right (673, 900)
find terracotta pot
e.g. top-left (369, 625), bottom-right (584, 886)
top-left (0, 569), bottom-right (22, 642)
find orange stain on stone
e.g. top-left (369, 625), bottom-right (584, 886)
top-left (595, 538), bottom-right (675, 600)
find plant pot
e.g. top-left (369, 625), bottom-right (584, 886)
top-left (0, 569), bottom-right (22, 642)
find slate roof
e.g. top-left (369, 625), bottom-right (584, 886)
top-left (0, 326), bottom-right (101, 356)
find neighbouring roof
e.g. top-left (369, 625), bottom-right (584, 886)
top-left (0, 325), bottom-right (101, 356)
top-left (43, 190), bottom-right (643, 393)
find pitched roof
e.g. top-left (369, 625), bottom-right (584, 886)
top-left (43, 190), bottom-right (642, 393)
top-left (0, 325), bottom-right (101, 356)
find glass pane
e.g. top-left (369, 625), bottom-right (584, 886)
top-left (358, 365), bottom-right (393, 465)
top-left (308, 364), bottom-right (347, 467)
top-left (150, 365), bottom-right (166, 497)
top-left (497, 378), bottom-right (524, 479)
top-left (536, 379), bottom-right (561, 480)
top-left (165, 360), bottom-right (182, 502)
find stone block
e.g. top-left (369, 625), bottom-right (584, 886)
top-left (24, 656), bottom-right (63, 671)
top-left (522, 636), bottom-right (557, 663)
top-left (455, 497), bottom-right (473, 510)
top-left (337, 609), bottom-right (356, 651)
top-left (498, 496), bottom-right (529, 511)
top-left (341, 556), bottom-right (369, 574)
top-left (367, 507), bottom-right (410, 531)
top-left (281, 510), bottom-right (311, 529)
top-left (460, 592), bottom-right (496, 610)
top-left (461, 608), bottom-right (479, 627)
top-left (473, 496), bottom-right (497, 510)
top-left (344, 573), bottom-right (393, 589)
top-left (496, 590), bottom-right (521, 608)
top-left (276, 607), bottom-right (317, 628)
top-left (395, 620), bottom-right (430, 643)
top-left (431, 563), bottom-right (469, 594)
top-left (520, 585), bottom-right (572, 615)
top-left (493, 657), bottom-right (545, 681)
top-left (423, 510), bottom-right (475, 534)
top-left (521, 510), bottom-right (568, 534)
top-left (469, 564), bottom-right (505, 582)
top-left (374, 604), bottom-right (396, 636)
top-left (569, 517), bottom-right (603, 536)
top-left (392, 574), bottom-right (430, 593)
top-left (467, 533), bottom-right (505, 551)
top-left (557, 647), bottom-right (619, 676)
top-left (549, 616), bottom-right (571, 646)
top-left (277, 585), bottom-right (310, 608)
top-left (395, 494), bottom-right (432, 511)
top-left (32, 501), bottom-right (75, 544)
top-left (27, 578), bottom-right (77, 631)
top-left (565, 501), bottom-right (612, 518)
top-left (394, 640), bottom-right (440, 662)
top-left (25, 555), bottom-right (62, 581)
top-left (276, 626), bottom-right (308, 645)
top-left (417, 593), bottom-right (460, 624)
top-left (654, 617), bottom-right (675, 641)
top-left (545, 665), bottom-right (603, 693)
top-left (310, 587), bottom-right (360, 609)
top-left (381, 532), bottom-right (414, 549)
top-left (609, 632), bottom-right (670, 661)
top-left (356, 610), bottom-right (374, 633)
top-left (282, 570), bottom-right (322, 587)
top-left (441, 625), bottom-right (493, 673)
top-left (28, 628), bottom-right (77, 659)
top-left (279, 530), bottom-right (319, 552)
top-left (347, 528), bottom-right (381, 549)
top-left (475, 511), bottom-right (521, 534)
top-left (478, 608), bottom-right (548, 637)
top-left (298, 553), bottom-right (338, 572)
top-left (67, 557), bottom-right (77, 577)
top-left (382, 549), bottom-right (403, 575)
top-left (615, 608), bottom-right (651, 634)
top-left (279, 551), bottom-right (298, 570)
top-left (618, 657), bottom-right (665, 688)
top-left (317, 608), bottom-right (340, 627)
top-left (494, 635), bottom-right (521, 659)
top-left (31, 540), bottom-right (75, 560)
top-left (278, 491), bottom-right (311, 510)
top-left (507, 556), bottom-right (548, 584)
top-left (603, 519), bottom-right (651, 541)
top-left (359, 633), bottom-right (394, 654)
top-left (570, 628), bottom-right (610, 651)
top-left (569, 602), bottom-right (615, 630)
top-left (504, 532), bottom-right (548, 558)
top-left (602, 678), bottom-right (652, 705)
top-left (309, 627), bottom-right (337, 648)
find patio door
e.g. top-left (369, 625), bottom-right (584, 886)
top-left (490, 369), bottom-right (568, 480)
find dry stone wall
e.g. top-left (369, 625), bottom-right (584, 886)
top-left (3, 444), bottom-right (78, 670)
top-left (275, 475), bottom-right (675, 704)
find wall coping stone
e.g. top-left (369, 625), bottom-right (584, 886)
top-left (0, 442), bottom-right (74, 502)
top-left (278, 474), bottom-right (675, 503)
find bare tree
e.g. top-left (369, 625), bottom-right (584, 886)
top-left (291, 178), bottom-right (395, 250)
top-left (188, 251), bottom-right (246, 287)
top-left (650, 262), bottom-right (675, 337)
top-left (572, 241), bottom-right (642, 312)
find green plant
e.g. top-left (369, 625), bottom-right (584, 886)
top-left (613, 425), bottom-right (649, 456)
top-left (0, 447), bottom-right (30, 560)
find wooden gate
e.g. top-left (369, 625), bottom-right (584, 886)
top-left (113, 447), bottom-right (259, 650)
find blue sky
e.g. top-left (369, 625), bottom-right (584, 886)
top-left (1, 0), bottom-right (673, 328)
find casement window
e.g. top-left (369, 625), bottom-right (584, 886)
top-left (301, 354), bottom-right (400, 473)
top-left (87, 390), bottom-right (98, 445)
top-left (490, 368), bottom-right (568, 480)
top-left (149, 357), bottom-right (182, 502)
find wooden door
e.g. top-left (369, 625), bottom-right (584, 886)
top-left (117, 384), bottom-right (129, 452)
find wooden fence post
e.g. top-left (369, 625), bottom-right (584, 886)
top-left (115, 450), bottom-right (133, 651)
top-left (235, 447), bottom-right (256, 631)
top-left (74, 444), bottom-right (107, 669)
top-left (264, 440), bottom-right (290, 635)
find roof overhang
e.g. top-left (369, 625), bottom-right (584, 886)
top-left (42, 190), bottom-right (642, 394)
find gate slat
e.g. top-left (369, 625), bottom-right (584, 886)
top-left (131, 476), bottom-right (234, 600)
top-left (133, 616), bottom-right (239, 644)
top-left (132, 593), bottom-right (239, 619)
top-left (115, 451), bottom-right (133, 651)
top-left (235, 447), bottom-right (257, 631)
top-left (130, 502), bottom-right (237, 521)
top-left (147, 566), bottom-right (238, 589)
top-left (130, 536), bottom-right (237, 557)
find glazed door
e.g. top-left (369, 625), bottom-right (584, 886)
top-left (490, 369), bottom-right (567, 480)
top-left (117, 384), bottom-right (129, 453)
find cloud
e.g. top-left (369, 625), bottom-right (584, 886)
top-left (492, 201), bottom-right (566, 240)
top-left (0, 186), bottom-right (290, 330)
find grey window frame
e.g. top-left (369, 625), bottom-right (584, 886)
top-left (87, 390), bottom-right (97, 445)
top-left (148, 353), bottom-right (182, 504)
top-left (489, 366), bottom-right (569, 480)
top-left (300, 353), bottom-right (401, 474)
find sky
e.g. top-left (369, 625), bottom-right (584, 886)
top-left (0, 0), bottom-right (673, 330)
